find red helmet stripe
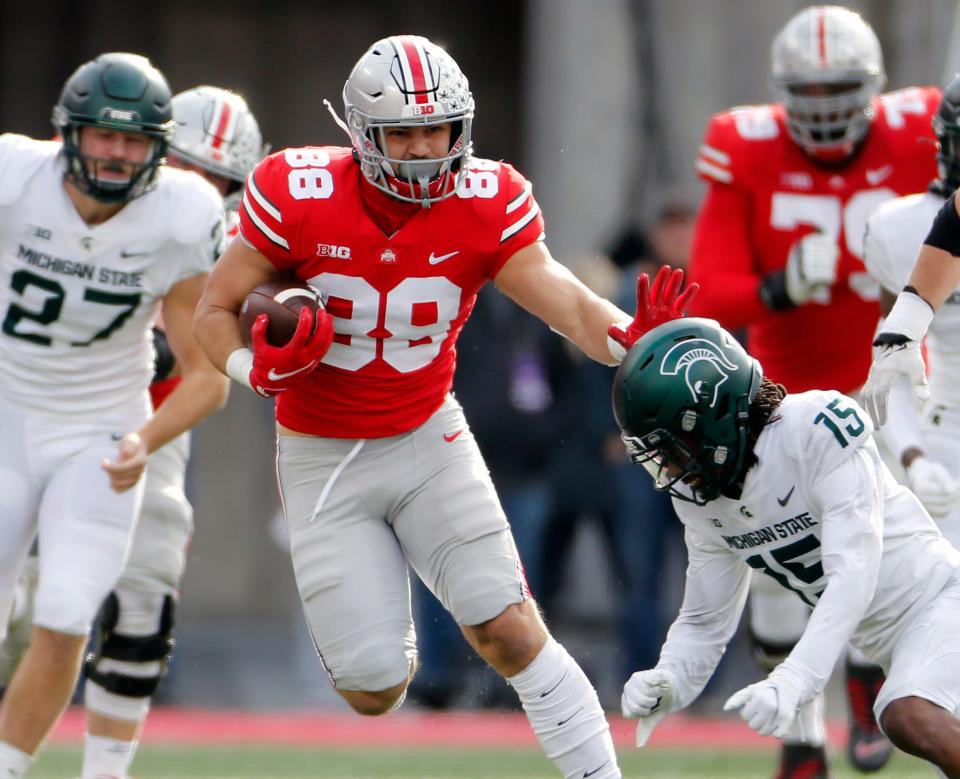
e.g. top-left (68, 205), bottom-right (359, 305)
top-left (817, 8), bottom-right (828, 65)
top-left (395, 36), bottom-right (431, 104)
top-left (210, 99), bottom-right (233, 150)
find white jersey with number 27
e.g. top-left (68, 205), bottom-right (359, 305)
top-left (0, 134), bottom-right (224, 418)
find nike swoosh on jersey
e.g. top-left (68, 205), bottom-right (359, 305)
top-left (267, 364), bottom-right (314, 381)
top-left (443, 430), bottom-right (464, 443)
top-left (865, 165), bottom-right (893, 185)
top-left (777, 486), bottom-right (795, 507)
top-left (428, 250), bottom-right (460, 265)
top-left (120, 248), bottom-right (151, 258)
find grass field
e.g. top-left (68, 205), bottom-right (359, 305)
top-left (28, 745), bottom-right (934, 779)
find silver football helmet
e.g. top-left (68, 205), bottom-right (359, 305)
top-left (771, 6), bottom-right (885, 161)
top-left (342, 35), bottom-right (474, 206)
top-left (169, 86), bottom-right (267, 209)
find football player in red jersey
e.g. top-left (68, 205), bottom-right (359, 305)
top-left (193, 35), bottom-right (695, 779)
top-left (687, 6), bottom-right (939, 778)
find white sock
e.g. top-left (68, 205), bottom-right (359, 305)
top-left (784, 692), bottom-right (826, 747)
top-left (0, 741), bottom-right (32, 778)
top-left (507, 638), bottom-right (621, 779)
top-left (82, 734), bottom-right (136, 779)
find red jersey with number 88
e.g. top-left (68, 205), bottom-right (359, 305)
top-left (239, 147), bottom-right (544, 438)
top-left (689, 87), bottom-right (939, 394)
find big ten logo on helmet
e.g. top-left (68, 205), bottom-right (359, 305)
top-left (317, 243), bottom-right (352, 260)
top-left (411, 104), bottom-right (436, 116)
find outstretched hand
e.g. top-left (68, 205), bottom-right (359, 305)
top-left (607, 265), bottom-right (699, 361)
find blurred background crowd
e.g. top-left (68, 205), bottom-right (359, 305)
top-left (2, 0), bottom-right (958, 713)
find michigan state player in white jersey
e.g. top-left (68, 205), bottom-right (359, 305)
top-left (863, 75), bottom-right (960, 531)
top-left (0, 53), bottom-right (228, 779)
top-left (614, 318), bottom-right (960, 777)
top-left (73, 84), bottom-right (266, 779)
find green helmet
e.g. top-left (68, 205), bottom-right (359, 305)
top-left (52, 52), bottom-right (175, 203)
top-left (612, 318), bottom-right (762, 505)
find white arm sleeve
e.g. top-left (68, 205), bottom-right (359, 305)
top-left (776, 448), bottom-right (884, 703)
top-left (877, 375), bottom-right (925, 464)
top-left (657, 525), bottom-right (752, 710)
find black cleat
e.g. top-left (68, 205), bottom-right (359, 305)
top-left (845, 660), bottom-right (893, 772)
top-left (774, 743), bottom-right (829, 779)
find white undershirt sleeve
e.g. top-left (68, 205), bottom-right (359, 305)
top-left (657, 526), bottom-right (752, 710)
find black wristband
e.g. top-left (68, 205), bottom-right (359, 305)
top-left (923, 192), bottom-right (960, 256)
top-left (872, 332), bottom-right (911, 348)
top-left (152, 326), bottom-right (176, 383)
top-left (758, 270), bottom-right (795, 311)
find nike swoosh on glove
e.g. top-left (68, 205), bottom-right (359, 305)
top-left (248, 306), bottom-right (334, 397)
top-left (608, 265), bottom-right (699, 362)
top-left (621, 667), bottom-right (677, 747)
top-left (862, 333), bottom-right (928, 428)
top-left (723, 674), bottom-right (800, 738)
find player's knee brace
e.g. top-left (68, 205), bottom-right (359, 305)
top-left (84, 591), bottom-right (176, 698)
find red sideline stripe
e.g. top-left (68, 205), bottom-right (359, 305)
top-left (50, 707), bottom-right (850, 749)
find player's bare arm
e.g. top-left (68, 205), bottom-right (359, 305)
top-left (494, 241), bottom-right (628, 365)
top-left (906, 242), bottom-right (960, 311)
top-left (193, 238), bottom-right (282, 371)
top-left (102, 273), bottom-right (229, 493)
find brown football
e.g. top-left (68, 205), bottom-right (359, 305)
top-left (239, 281), bottom-right (322, 348)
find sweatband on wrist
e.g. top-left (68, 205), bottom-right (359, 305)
top-left (225, 348), bottom-right (255, 390)
top-left (882, 290), bottom-right (935, 343)
top-left (923, 192), bottom-right (960, 257)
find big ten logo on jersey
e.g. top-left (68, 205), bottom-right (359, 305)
top-left (456, 158), bottom-right (499, 200)
top-left (317, 243), bottom-right (351, 260)
top-left (310, 272), bottom-right (462, 373)
top-left (285, 149), bottom-right (334, 201)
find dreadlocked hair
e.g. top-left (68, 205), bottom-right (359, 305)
top-left (742, 377), bottom-right (788, 471)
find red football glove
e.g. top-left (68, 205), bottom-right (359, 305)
top-left (607, 264), bottom-right (700, 360)
top-left (248, 306), bottom-right (334, 397)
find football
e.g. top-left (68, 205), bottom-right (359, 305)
top-left (239, 281), bottom-right (322, 348)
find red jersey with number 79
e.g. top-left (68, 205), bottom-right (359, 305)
top-left (688, 87), bottom-right (939, 394)
top-left (239, 146), bottom-right (545, 438)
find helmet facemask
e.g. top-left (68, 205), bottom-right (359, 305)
top-left (773, 75), bottom-right (882, 161)
top-left (347, 108), bottom-right (473, 206)
top-left (58, 117), bottom-right (167, 204)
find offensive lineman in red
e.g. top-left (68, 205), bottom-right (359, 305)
top-left (194, 35), bottom-right (695, 779)
top-left (687, 6), bottom-right (938, 778)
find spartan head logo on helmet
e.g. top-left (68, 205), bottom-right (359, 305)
top-left (659, 338), bottom-right (739, 408)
